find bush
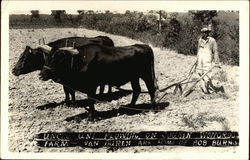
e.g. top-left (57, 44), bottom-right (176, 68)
top-left (9, 11), bottom-right (239, 65)
top-left (174, 14), bottom-right (199, 55)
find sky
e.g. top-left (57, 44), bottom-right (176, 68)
top-left (10, 9), bottom-right (188, 15)
top-left (6, 1), bottom-right (191, 15)
top-left (4, 0), bottom-right (244, 15)
top-left (11, 10), bottom-right (79, 15)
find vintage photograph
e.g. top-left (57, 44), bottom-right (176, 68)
top-left (1, 1), bottom-right (249, 159)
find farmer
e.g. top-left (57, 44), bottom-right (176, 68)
top-left (196, 25), bottom-right (224, 94)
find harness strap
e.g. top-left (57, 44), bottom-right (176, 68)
top-left (71, 57), bottom-right (74, 69)
top-left (43, 65), bottom-right (53, 70)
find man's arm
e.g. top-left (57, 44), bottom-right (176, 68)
top-left (195, 38), bottom-right (201, 65)
top-left (197, 38), bottom-right (201, 54)
top-left (212, 40), bottom-right (220, 64)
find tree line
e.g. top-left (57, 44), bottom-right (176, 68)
top-left (10, 10), bottom-right (239, 65)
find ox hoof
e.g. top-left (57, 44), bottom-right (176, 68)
top-left (151, 105), bottom-right (160, 113)
top-left (87, 115), bottom-right (99, 121)
top-left (87, 111), bottom-right (98, 121)
top-left (62, 101), bottom-right (70, 106)
top-left (63, 100), bottom-right (75, 107)
top-left (87, 116), bottom-right (94, 121)
top-left (128, 103), bottom-right (135, 107)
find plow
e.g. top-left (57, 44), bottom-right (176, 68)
top-left (156, 61), bottom-right (221, 102)
top-left (117, 61), bottom-right (221, 104)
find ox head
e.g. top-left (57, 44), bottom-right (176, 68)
top-left (76, 45), bottom-right (97, 72)
top-left (39, 46), bottom-right (78, 82)
top-left (12, 46), bottom-right (46, 76)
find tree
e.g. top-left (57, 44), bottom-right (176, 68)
top-left (30, 10), bottom-right (40, 22)
top-left (162, 17), bottom-right (181, 48)
top-left (51, 10), bottom-right (66, 23)
top-left (76, 10), bottom-right (85, 23)
top-left (86, 10), bottom-right (94, 14)
top-left (189, 10), bottom-right (217, 25)
top-left (156, 10), bottom-right (167, 32)
top-left (169, 17), bottom-right (181, 37)
top-left (188, 10), bottom-right (218, 41)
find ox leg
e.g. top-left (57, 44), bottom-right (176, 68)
top-left (87, 88), bottom-right (97, 121)
top-left (108, 85), bottom-right (112, 93)
top-left (99, 85), bottom-right (105, 95)
top-left (130, 78), bottom-right (141, 106)
top-left (69, 89), bottom-right (76, 104)
top-left (63, 86), bottom-right (70, 105)
top-left (143, 77), bottom-right (158, 109)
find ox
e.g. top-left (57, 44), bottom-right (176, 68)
top-left (39, 43), bottom-right (159, 120)
top-left (12, 36), bottom-right (114, 105)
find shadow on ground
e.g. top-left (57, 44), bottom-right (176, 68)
top-left (36, 90), bottom-right (131, 110)
top-left (65, 102), bottom-right (170, 122)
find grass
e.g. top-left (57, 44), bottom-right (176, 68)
top-left (181, 112), bottom-right (230, 130)
top-left (181, 114), bottom-right (207, 129)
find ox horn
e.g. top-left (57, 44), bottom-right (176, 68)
top-left (38, 45), bottom-right (52, 53)
top-left (73, 42), bottom-right (76, 49)
top-left (65, 39), bottom-right (68, 47)
top-left (59, 47), bottom-right (79, 55)
top-left (42, 38), bottom-right (46, 45)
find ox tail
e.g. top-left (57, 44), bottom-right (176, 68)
top-left (149, 46), bottom-right (159, 91)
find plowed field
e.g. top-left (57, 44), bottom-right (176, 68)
top-left (8, 28), bottom-right (239, 152)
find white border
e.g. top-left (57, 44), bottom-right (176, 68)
top-left (1, 1), bottom-right (249, 159)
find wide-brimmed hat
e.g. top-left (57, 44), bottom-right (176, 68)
top-left (201, 25), bottom-right (212, 32)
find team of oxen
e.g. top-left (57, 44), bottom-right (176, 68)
top-left (12, 36), bottom-right (159, 120)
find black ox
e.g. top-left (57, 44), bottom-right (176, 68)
top-left (12, 36), bottom-right (114, 105)
top-left (39, 43), bottom-right (159, 120)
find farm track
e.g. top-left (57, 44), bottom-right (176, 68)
top-left (8, 28), bottom-right (239, 152)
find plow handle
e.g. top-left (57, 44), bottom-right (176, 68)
top-left (182, 65), bottom-right (218, 97)
top-left (182, 60), bottom-right (198, 91)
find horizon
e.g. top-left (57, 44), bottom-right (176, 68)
top-left (10, 10), bottom-right (189, 15)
